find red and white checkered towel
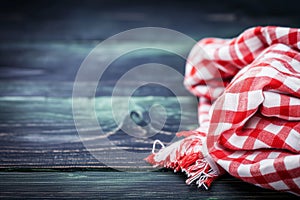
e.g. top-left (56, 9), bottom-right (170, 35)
top-left (146, 26), bottom-right (300, 195)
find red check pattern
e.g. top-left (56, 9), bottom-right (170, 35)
top-left (146, 26), bottom-right (300, 195)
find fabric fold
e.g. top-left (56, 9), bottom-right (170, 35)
top-left (145, 26), bottom-right (300, 195)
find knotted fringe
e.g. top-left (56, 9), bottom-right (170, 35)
top-left (145, 132), bottom-right (219, 190)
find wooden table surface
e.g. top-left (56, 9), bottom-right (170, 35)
top-left (0, 0), bottom-right (299, 199)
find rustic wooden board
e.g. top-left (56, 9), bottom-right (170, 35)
top-left (2, 0), bottom-right (297, 41)
top-left (0, 172), bottom-right (297, 199)
top-left (0, 94), bottom-right (198, 169)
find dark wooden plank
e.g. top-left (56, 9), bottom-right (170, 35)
top-left (1, 0), bottom-right (298, 41)
top-left (0, 95), bottom-right (198, 169)
top-left (0, 172), bottom-right (297, 199)
top-left (0, 40), bottom-right (190, 83)
top-left (0, 80), bottom-right (191, 97)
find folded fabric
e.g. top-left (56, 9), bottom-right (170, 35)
top-left (145, 26), bottom-right (300, 195)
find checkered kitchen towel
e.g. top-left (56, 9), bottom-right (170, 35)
top-left (146, 26), bottom-right (300, 195)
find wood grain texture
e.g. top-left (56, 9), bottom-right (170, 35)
top-left (0, 172), bottom-right (297, 199)
top-left (0, 95), bottom-right (198, 169)
top-left (2, 0), bottom-right (297, 41)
